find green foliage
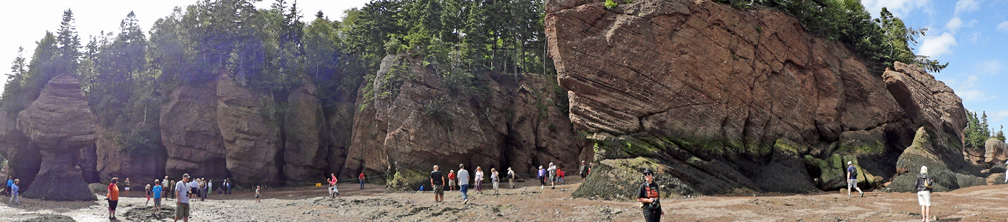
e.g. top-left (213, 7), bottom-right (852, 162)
top-left (964, 110), bottom-right (992, 151)
top-left (996, 126), bottom-right (1005, 143)
top-left (605, 0), bottom-right (618, 9)
top-left (715, 0), bottom-right (946, 73)
top-left (344, 0), bottom-right (554, 109)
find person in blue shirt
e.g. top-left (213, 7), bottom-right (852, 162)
top-left (8, 179), bottom-right (18, 205)
top-left (152, 179), bottom-right (163, 217)
top-left (847, 161), bottom-right (864, 197)
top-left (5, 176), bottom-right (12, 196)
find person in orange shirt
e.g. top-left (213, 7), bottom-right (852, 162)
top-left (107, 177), bottom-right (120, 220)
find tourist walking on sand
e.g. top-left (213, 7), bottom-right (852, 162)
top-left (475, 166), bottom-right (484, 194)
top-left (163, 176), bottom-right (171, 199)
top-left (225, 178), bottom-right (232, 195)
top-left (328, 173), bottom-right (339, 197)
top-left (917, 166), bottom-right (934, 222)
top-left (359, 172), bottom-right (366, 189)
top-left (255, 186), bottom-right (261, 203)
top-left (507, 167), bottom-right (515, 189)
top-left (107, 177), bottom-right (120, 220)
top-left (188, 178), bottom-right (198, 199)
top-left (431, 165), bottom-right (445, 204)
top-left (847, 161), bottom-right (864, 197)
top-left (175, 174), bottom-right (191, 222)
top-left (152, 179), bottom-right (163, 217)
top-left (199, 178), bottom-right (206, 201)
top-left (548, 162), bottom-right (558, 189)
top-left (637, 169), bottom-right (663, 222)
top-left (146, 183), bottom-right (152, 204)
top-left (538, 166), bottom-right (546, 188)
top-left (580, 161), bottom-right (587, 181)
top-left (491, 168), bottom-right (500, 195)
top-left (458, 164), bottom-right (471, 204)
top-left (5, 176), bottom-right (11, 196)
top-left (124, 178), bottom-right (131, 197)
top-left (170, 180), bottom-right (176, 199)
top-left (8, 179), bottom-right (18, 205)
top-left (207, 180), bottom-right (212, 198)
top-left (556, 168), bottom-right (564, 183)
top-left (447, 170), bottom-right (456, 191)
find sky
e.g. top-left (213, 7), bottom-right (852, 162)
top-left (0, 0), bottom-right (1006, 133)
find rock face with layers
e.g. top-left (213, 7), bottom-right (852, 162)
top-left (95, 124), bottom-right (167, 183)
top-left (282, 80), bottom-right (330, 181)
top-left (160, 80), bottom-right (228, 179)
top-left (217, 73), bottom-right (281, 185)
top-left (546, 0), bottom-right (973, 196)
top-left (17, 74), bottom-right (97, 201)
top-left (343, 55), bottom-right (591, 189)
top-left (888, 128), bottom-right (984, 192)
top-left (0, 110), bottom-right (38, 190)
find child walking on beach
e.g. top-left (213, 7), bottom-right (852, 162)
top-left (255, 186), bottom-right (261, 203)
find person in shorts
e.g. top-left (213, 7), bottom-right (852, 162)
top-left (847, 161), bottom-right (863, 197)
top-left (107, 177), bottom-right (120, 220)
top-left (917, 166), bottom-right (934, 222)
top-left (152, 179), bottom-right (163, 217)
top-left (447, 170), bottom-right (456, 191)
top-left (328, 173), bottom-right (339, 197)
top-left (175, 174), bottom-right (191, 222)
top-left (255, 186), bottom-right (262, 202)
top-left (431, 165), bottom-right (445, 204)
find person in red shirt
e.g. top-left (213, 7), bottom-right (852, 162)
top-left (107, 177), bottom-right (120, 220)
top-left (558, 168), bottom-right (565, 184)
top-left (447, 170), bottom-right (457, 191)
top-left (359, 172), bottom-right (365, 189)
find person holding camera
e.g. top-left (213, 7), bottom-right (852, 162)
top-left (636, 169), bottom-right (662, 222)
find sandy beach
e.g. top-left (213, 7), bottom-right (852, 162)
top-left (3, 180), bottom-right (1008, 221)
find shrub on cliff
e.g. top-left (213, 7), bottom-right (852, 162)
top-left (715, 0), bottom-right (946, 73)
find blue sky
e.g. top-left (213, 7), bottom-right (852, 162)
top-left (0, 0), bottom-right (1005, 133)
top-left (862, 0), bottom-right (1008, 132)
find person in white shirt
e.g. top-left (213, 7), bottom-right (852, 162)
top-left (491, 168), bottom-right (500, 195)
top-left (175, 174), bottom-right (192, 222)
top-left (475, 167), bottom-right (484, 194)
top-left (457, 164), bottom-right (470, 204)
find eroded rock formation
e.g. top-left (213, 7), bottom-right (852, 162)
top-left (546, 0), bottom-right (974, 197)
top-left (17, 74), bottom-right (97, 201)
top-left (160, 80), bottom-right (228, 179)
top-left (282, 79), bottom-right (330, 181)
top-left (217, 73), bottom-right (281, 185)
top-left (343, 55), bottom-right (591, 189)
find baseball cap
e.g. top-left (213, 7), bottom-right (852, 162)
top-left (643, 169), bottom-right (654, 176)
top-left (847, 161), bottom-right (852, 165)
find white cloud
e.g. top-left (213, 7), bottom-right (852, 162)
top-left (918, 32), bottom-right (958, 58)
top-left (995, 110), bottom-right (1008, 122)
top-left (954, 0), bottom-right (980, 15)
top-left (945, 17), bottom-right (963, 32)
top-left (861, 0), bottom-right (930, 18)
top-left (962, 75), bottom-right (979, 88)
top-left (998, 21), bottom-right (1008, 32)
top-left (976, 60), bottom-right (1003, 75)
top-left (969, 32), bottom-right (982, 43)
top-left (959, 89), bottom-right (996, 102)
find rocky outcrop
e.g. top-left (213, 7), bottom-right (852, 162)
top-left (985, 138), bottom-right (1007, 164)
top-left (888, 128), bottom-right (984, 192)
top-left (325, 100), bottom-right (355, 176)
top-left (282, 80), bottom-right (330, 181)
top-left (217, 73), bottom-right (281, 185)
top-left (160, 81), bottom-right (228, 179)
top-left (17, 74), bottom-right (96, 201)
top-left (95, 124), bottom-right (167, 184)
top-left (546, 0), bottom-right (973, 195)
top-left (343, 55), bottom-right (590, 189)
top-left (0, 110), bottom-right (38, 190)
top-left (79, 145), bottom-right (100, 183)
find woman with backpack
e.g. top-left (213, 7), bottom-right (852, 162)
top-left (917, 166), bottom-right (934, 222)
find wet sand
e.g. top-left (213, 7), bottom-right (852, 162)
top-left (2, 180), bottom-right (1008, 221)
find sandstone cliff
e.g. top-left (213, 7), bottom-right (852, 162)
top-left (545, 0), bottom-right (976, 197)
top-left (343, 54), bottom-right (592, 189)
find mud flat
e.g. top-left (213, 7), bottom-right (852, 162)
top-left (3, 181), bottom-right (1008, 221)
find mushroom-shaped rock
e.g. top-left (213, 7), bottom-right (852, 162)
top-left (16, 74), bottom-right (97, 201)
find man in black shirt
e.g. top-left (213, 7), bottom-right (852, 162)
top-left (431, 165), bottom-right (445, 204)
top-left (636, 169), bottom-right (662, 222)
